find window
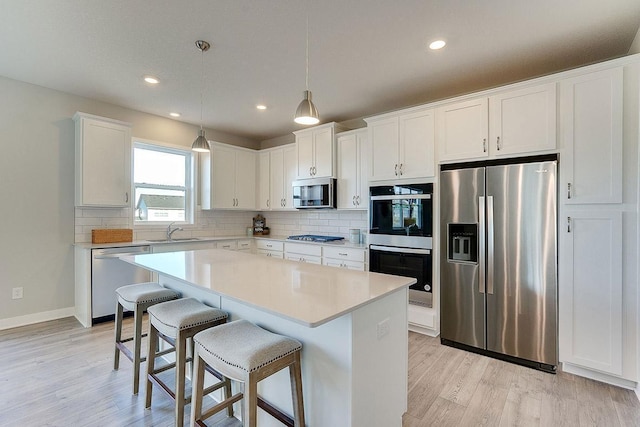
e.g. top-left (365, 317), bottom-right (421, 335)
top-left (133, 141), bottom-right (194, 224)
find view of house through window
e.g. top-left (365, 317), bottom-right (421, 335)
top-left (133, 142), bottom-right (193, 223)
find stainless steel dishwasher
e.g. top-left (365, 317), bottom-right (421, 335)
top-left (91, 246), bottom-right (152, 323)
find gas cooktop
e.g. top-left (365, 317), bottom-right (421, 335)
top-left (287, 235), bottom-right (344, 242)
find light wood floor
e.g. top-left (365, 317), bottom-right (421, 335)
top-left (1, 317), bottom-right (639, 426)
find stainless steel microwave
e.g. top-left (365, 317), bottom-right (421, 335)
top-left (292, 177), bottom-right (336, 209)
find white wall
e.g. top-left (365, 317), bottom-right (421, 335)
top-left (630, 25), bottom-right (640, 54)
top-left (0, 75), bottom-right (257, 325)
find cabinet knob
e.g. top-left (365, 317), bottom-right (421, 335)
top-left (567, 216), bottom-right (572, 233)
top-left (567, 183), bottom-right (572, 199)
top-left (399, 164), bottom-right (404, 175)
top-left (356, 195), bottom-right (361, 205)
top-left (125, 192), bottom-right (129, 203)
top-left (267, 199), bottom-right (270, 208)
top-left (496, 136), bottom-right (501, 151)
top-left (395, 164), bottom-right (398, 176)
top-left (483, 138), bottom-right (487, 153)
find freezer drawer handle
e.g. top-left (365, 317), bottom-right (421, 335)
top-left (478, 196), bottom-right (486, 294)
top-left (487, 195), bottom-right (495, 295)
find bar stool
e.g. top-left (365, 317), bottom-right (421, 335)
top-left (190, 319), bottom-right (305, 427)
top-left (114, 282), bottom-right (181, 395)
top-left (145, 298), bottom-right (229, 427)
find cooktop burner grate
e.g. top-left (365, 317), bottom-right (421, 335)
top-left (287, 235), bottom-right (344, 242)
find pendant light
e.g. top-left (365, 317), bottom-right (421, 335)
top-left (191, 40), bottom-right (211, 152)
top-left (294, 2), bottom-right (319, 125)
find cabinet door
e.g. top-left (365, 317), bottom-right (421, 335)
top-left (369, 117), bottom-right (400, 181)
top-left (337, 133), bottom-right (359, 209)
top-left (559, 211), bottom-right (623, 375)
top-left (296, 132), bottom-right (314, 178)
top-left (313, 127), bottom-right (334, 178)
top-left (489, 83), bottom-right (556, 156)
top-left (235, 149), bottom-right (256, 209)
top-left (356, 131), bottom-right (369, 208)
top-left (211, 145), bottom-right (236, 209)
top-left (437, 98), bottom-right (488, 162)
top-left (76, 116), bottom-right (131, 207)
top-left (283, 145), bottom-right (297, 209)
top-left (399, 109), bottom-right (435, 178)
top-left (560, 68), bottom-right (623, 204)
top-left (270, 148), bottom-right (285, 210)
top-left (257, 151), bottom-right (271, 210)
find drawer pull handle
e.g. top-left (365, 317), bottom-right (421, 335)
top-left (338, 253), bottom-right (348, 256)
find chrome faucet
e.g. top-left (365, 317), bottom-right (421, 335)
top-left (166, 222), bottom-right (183, 241)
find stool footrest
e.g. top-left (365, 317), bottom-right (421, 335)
top-left (199, 392), bottom-right (243, 422)
top-left (116, 342), bottom-right (147, 364)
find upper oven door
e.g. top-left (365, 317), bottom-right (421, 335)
top-left (369, 183), bottom-right (433, 238)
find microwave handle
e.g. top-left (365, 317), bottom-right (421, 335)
top-left (370, 245), bottom-right (431, 255)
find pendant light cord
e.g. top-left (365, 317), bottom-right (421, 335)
top-left (200, 46), bottom-right (204, 131)
top-left (305, 1), bottom-right (309, 91)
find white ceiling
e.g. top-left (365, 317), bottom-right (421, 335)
top-left (1, 1), bottom-right (639, 141)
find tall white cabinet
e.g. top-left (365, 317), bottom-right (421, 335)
top-left (201, 142), bottom-right (256, 210)
top-left (257, 144), bottom-right (297, 210)
top-left (294, 122), bottom-right (346, 179)
top-left (558, 64), bottom-right (638, 386)
top-left (73, 112), bottom-right (132, 207)
top-left (336, 129), bottom-right (368, 209)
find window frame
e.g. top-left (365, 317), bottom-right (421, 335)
top-left (132, 139), bottom-right (196, 226)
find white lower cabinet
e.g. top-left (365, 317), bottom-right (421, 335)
top-left (322, 246), bottom-right (366, 271)
top-left (215, 240), bottom-right (237, 251)
top-left (256, 239), bottom-right (284, 259)
top-left (559, 210), bottom-right (623, 376)
top-left (284, 242), bottom-right (322, 265)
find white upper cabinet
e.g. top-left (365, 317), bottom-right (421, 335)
top-left (559, 67), bottom-right (623, 204)
top-left (294, 122), bottom-right (345, 179)
top-left (73, 112), bottom-right (132, 207)
top-left (259, 144), bottom-right (297, 210)
top-left (366, 107), bottom-right (435, 181)
top-left (337, 129), bottom-right (369, 209)
top-left (437, 83), bottom-right (556, 162)
top-left (201, 142), bottom-right (256, 210)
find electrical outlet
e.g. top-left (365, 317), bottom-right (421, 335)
top-left (377, 317), bottom-right (390, 340)
top-left (12, 287), bottom-right (23, 300)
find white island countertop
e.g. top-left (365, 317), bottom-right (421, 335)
top-left (122, 248), bottom-right (415, 328)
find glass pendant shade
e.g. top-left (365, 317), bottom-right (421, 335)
top-left (191, 129), bottom-right (210, 152)
top-left (294, 90), bottom-right (319, 125)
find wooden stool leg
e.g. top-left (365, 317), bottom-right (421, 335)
top-left (189, 349), bottom-right (205, 427)
top-left (225, 377), bottom-right (234, 417)
top-left (175, 331), bottom-right (187, 427)
top-left (132, 305), bottom-right (144, 395)
top-left (244, 373), bottom-right (258, 427)
top-left (145, 321), bottom-right (158, 409)
top-left (113, 301), bottom-right (123, 370)
top-left (289, 351), bottom-right (305, 426)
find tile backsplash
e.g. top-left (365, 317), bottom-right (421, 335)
top-left (74, 207), bottom-right (367, 243)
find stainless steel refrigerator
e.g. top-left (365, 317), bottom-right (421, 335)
top-left (440, 157), bottom-right (558, 372)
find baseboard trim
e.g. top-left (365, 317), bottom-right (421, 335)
top-left (408, 322), bottom-right (439, 337)
top-left (562, 362), bottom-right (638, 390)
top-left (0, 307), bottom-right (75, 331)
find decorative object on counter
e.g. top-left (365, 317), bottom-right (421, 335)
top-left (253, 214), bottom-right (269, 235)
top-left (349, 229), bottom-right (360, 244)
top-left (246, 226), bottom-right (253, 237)
top-left (191, 40), bottom-right (211, 153)
top-left (288, 235), bottom-right (344, 242)
top-left (92, 228), bottom-right (133, 244)
top-left (293, 0), bottom-right (319, 125)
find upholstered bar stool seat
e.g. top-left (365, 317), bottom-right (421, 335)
top-left (114, 282), bottom-right (180, 395)
top-left (190, 319), bottom-right (305, 427)
top-left (145, 298), bottom-right (229, 427)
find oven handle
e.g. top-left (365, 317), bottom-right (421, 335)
top-left (370, 245), bottom-right (431, 255)
top-left (370, 194), bottom-right (431, 201)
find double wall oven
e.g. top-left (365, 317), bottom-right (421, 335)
top-left (368, 183), bottom-right (434, 307)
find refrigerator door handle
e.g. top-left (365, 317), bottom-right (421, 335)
top-left (487, 195), bottom-right (495, 295)
top-left (478, 196), bottom-right (486, 294)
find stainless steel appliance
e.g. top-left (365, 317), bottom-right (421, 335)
top-left (369, 183), bottom-right (433, 307)
top-left (91, 245), bottom-right (152, 323)
top-left (287, 235), bottom-right (344, 242)
top-left (440, 156), bottom-right (558, 372)
top-left (292, 177), bottom-right (336, 209)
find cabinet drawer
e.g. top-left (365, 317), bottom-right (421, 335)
top-left (285, 254), bottom-right (322, 264)
top-left (323, 258), bottom-right (365, 271)
top-left (256, 240), bottom-right (283, 251)
top-left (215, 240), bottom-right (237, 251)
top-left (323, 246), bottom-right (366, 262)
top-left (257, 249), bottom-right (284, 259)
top-left (284, 242), bottom-right (322, 257)
top-left (236, 239), bottom-right (253, 251)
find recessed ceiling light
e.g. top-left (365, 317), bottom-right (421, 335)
top-left (429, 40), bottom-right (446, 50)
top-left (256, 105), bottom-right (267, 110)
top-left (169, 112), bottom-right (181, 117)
top-left (144, 76), bottom-right (160, 84)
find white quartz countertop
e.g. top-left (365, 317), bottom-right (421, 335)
top-left (121, 248), bottom-right (414, 328)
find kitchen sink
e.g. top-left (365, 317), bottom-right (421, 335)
top-left (146, 238), bottom-right (201, 242)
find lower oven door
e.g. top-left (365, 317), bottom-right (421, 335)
top-left (369, 245), bottom-right (432, 307)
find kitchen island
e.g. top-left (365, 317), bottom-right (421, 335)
top-left (122, 248), bottom-right (415, 427)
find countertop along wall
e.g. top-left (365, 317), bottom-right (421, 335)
top-left (0, 75), bottom-right (258, 329)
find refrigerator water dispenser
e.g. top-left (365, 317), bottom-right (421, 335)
top-left (448, 224), bottom-right (478, 263)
